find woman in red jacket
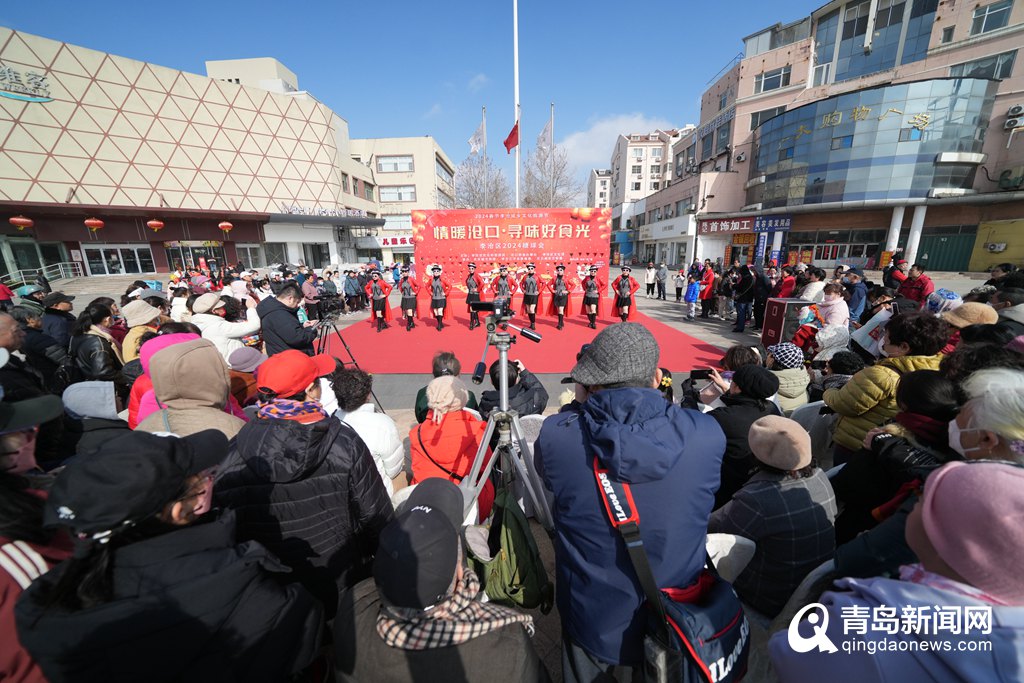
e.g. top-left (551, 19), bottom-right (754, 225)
top-left (772, 265), bottom-right (797, 298)
top-left (610, 265), bottom-right (640, 321)
top-left (364, 270), bottom-right (393, 333)
top-left (699, 259), bottom-right (716, 318)
top-left (409, 376), bottom-right (493, 520)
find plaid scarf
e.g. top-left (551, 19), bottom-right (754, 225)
top-left (376, 568), bottom-right (534, 650)
top-left (257, 398), bottom-right (328, 424)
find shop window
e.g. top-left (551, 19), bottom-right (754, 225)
top-left (898, 127), bottom-right (923, 142)
top-left (831, 135), bottom-right (854, 149)
top-left (264, 243), bottom-right (288, 266)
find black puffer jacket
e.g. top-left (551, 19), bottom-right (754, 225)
top-left (20, 325), bottom-right (67, 389)
top-left (214, 414), bottom-right (394, 616)
top-left (68, 332), bottom-right (129, 391)
top-left (16, 513), bottom-right (323, 683)
top-left (707, 393), bottom-right (782, 509)
top-left (479, 370), bottom-right (549, 419)
top-left (256, 296), bottom-right (316, 356)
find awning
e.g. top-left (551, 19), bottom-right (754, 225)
top-left (267, 213), bottom-right (385, 227)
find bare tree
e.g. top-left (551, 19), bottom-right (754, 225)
top-left (455, 154), bottom-right (513, 209)
top-left (521, 144), bottom-right (585, 208)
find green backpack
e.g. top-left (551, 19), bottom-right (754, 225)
top-left (467, 487), bottom-right (554, 613)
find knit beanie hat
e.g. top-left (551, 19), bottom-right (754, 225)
top-left (122, 300), bottom-right (161, 328)
top-left (941, 302), bottom-right (999, 329)
top-left (922, 461), bottom-right (1024, 604)
top-left (426, 376), bottom-right (469, 422)
top-left (731, 365), bottom-right (779, 400)
top-left (569, 322), bottom-right (659, 388)
top-left (748, 415), bottom-right (812, 470)
top-left (768, 342), bottom-right (805, 369)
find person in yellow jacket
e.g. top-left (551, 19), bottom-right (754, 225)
top-left (824, 311), bottom-right (947, 465)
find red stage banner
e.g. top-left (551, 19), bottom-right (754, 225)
top-left (412, 208), bottom-right (612, 289)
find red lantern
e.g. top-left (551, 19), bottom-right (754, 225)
top-left (146, 219), bottom-right (165, 232)
top-left (218, 221), bottom-right (233, 234)
top-left (84, 217), bottom-right (104, 232)
top-left (8, 216), bottom-right (33, 231)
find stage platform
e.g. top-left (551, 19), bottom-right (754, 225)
top-left (317, 299), bottom-right (725, 376)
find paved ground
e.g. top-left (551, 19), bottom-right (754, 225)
top-left (48, 269), bottom-right (987, 681)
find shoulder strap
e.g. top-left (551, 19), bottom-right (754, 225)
top-left (592, 458), bottom-right (670, 640)
top-left (417, 425), bottom-right (463, 482)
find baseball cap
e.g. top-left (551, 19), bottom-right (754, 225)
top-left (192, 292), bottom-right (226, 314)
top-left (42, 292), bottom-right (75, 308)
top-left (568, 323), bottom-right (658, 388)
top-left (44, 430), bottom-right (229, 536)
top-left (395, 477), bottom-right (466, 530)
top-left (256, 350), bottom-right (336, 398)
top-left (0, 395), bottom-right (63, 435)
top-left (847, 267), bottom-right (864, 277)
top-left (374, 504), bottom-right (459, 610)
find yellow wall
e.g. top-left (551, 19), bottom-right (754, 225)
top-left (969, 220), bottom-right (1024, 272)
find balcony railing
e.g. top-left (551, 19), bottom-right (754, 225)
top-left (1, 261), bottom-right (84, 287)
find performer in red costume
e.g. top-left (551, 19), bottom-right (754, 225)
top-left (365, 269), bottom-right (393, 332)
top-left (545, 264), bottom-right (575, 330)
top-left (397, 265), bottom-right (420, 331)
top-left (518, 263), bottom-right (543, 330)
top-left (465, 262), bottom-right (486, 330)
top-left (610, 265), bottom-right (640, 321)
top-left (490, 264), bottom-right (518, 313)
top-left (425, 265), bottom-right (453, 331)
top-left (579, 265), bottom-right (604, 329)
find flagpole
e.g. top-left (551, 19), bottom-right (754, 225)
top-left (549, 102), bottom-right (555, 207)
top-left (513, 0), bottom-right (520, 208)
top-left (482, 106), bottom-right (488, 208)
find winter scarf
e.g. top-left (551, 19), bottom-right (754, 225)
top-left (893, 411), bottom-right (950, 449)
top-left (900, 563), bottom-right (1009, 606)
top-left (376, 568), bottom-right (534, 650)
top-left (257, 398), bottom-right (328, 424)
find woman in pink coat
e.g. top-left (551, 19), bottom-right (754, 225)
top-left (817, 283), bottom-right (850, 327)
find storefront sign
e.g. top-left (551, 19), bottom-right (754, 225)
top-left (414, 208), bottom-right (612, 285)
top-left (697, 218), bottom-right (754, 235)
top-left (753, 215), bottom-right (792, 232)
top-left (0, 63), bottom-right (53, 103)
top-left (769, 249), bottom-right (782, 265)
top-left (754, 233), bottom-right (767, 263)
top-left (380, 234), bottom-right (414, 247)
top-left (163, 240), bottom-right (223, 248)
top-left (732, 234), bottom-right (757, 246)
top-left (279, 203), bottom-right (367, 218)
top-left (698, 107), bottom-right (735, 140)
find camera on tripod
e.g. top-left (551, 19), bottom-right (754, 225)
top-left (314, 292), bottom-right (345, 317)
top-left (469, 300), bottom-right (508, 330)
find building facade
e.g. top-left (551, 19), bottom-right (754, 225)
top-left (348, 136), bottom-right (455, 264)
top-left (0, 28), bottom-right (383, 279)
top-left (687, 0), bottom-right (1024, 272)
top-left (587, 169), bottom-right (612, 209)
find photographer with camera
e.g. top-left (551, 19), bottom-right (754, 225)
top-left (478, 358), bottom-right (548, 420)
top-left (256, 283), bottom-right (317, 356)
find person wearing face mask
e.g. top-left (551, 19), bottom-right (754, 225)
top-left (824, 311), bottom-right (948, 465)
top-left (990, 288), bottom-right (1024, 337)
top-left (817, 284), bottom-right (850, 328)
top-left (773, 460), bottom-right (1024, 683)
top-left (214, 350), bottom-right (394, 617)
top-left (15, 430), bottom-right (323, 683)
top-left (0, 394), bottom-right (70, 682)
top-left (948, 367), bottom-right (1024, 463)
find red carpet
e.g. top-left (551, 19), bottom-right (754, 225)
top-left (318, 299), bottom-right (725, 375)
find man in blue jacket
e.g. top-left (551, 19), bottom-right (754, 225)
top-left (534, 323), bottom-right (726, 681)
top-left (844, 267), bottom-right (869, 323)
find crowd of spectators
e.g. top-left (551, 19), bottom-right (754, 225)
top-left (2, 256), bottom-right (1023, 682)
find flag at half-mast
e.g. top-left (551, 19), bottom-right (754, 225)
top-left (503, 121), bottom-right (520, 154)
top-left (468, 117), bottom-right (486, 155)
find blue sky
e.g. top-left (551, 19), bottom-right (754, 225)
top-left (2, 0), bottom-right (813, 187)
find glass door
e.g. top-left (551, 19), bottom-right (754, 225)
top-left (120, 248), bottom-right (141, 274)
top-left (85, 249), bottom-right (107, 275)
top-left (138, 248), bottom-right (155, 272)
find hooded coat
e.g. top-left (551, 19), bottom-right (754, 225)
top-left (823, 354), bottom-right (942, 451)
top-left (61, 381), bottom-right (129, 454)
top-left (771, 367), bottom-right (810, 415)
top-left (135, 338), bottom-right (245, 439)
top-left (213, 414), bottom-right (394, 616)
top-left (534, 388), bottom-right (725, 665)
top-left (191, 308), bottom-right (261, 362)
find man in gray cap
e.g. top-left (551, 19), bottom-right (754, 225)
top-left (534, 323), bottom-right (726, 681)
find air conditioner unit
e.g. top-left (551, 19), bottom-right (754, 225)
top-left (1005, 118), bottom-right (1022, 130)
top-left (1008, 104), bottom-right (1024, 117)
top-left (734, 152), bottom-right (747, 162)
top-left (987, 242), bottom-right (1008, 253)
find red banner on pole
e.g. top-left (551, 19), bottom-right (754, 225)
top-left (412, 208), bottom-right (612, 288)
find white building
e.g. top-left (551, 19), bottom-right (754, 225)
top-left (349, 136), bottom-right (456, 264)
top-left (587, 169), bottom-right (612, 208)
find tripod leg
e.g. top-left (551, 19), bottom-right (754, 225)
top-left (508, 415), bottom-right (554, 531)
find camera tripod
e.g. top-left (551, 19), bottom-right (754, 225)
top-left (314, 314), bottom-right (385, 413)
top-left (460, 312), bottom-right (553, 531)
